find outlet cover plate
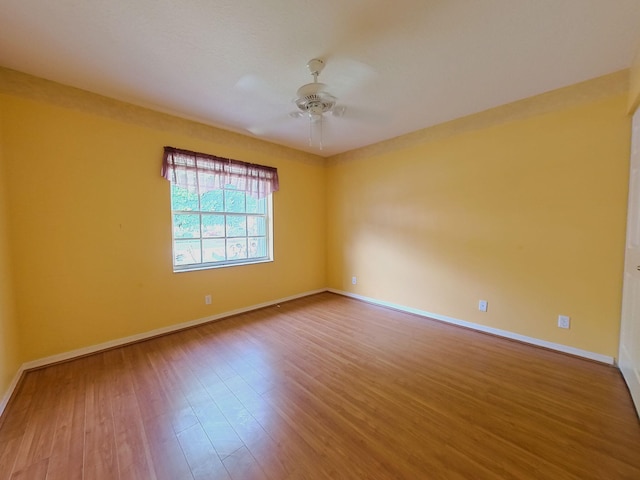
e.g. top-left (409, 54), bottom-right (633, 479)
top-left (558, 315), bottom-right (570, 329)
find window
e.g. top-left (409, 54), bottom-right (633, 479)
top-left (162, 147), bottom-right (279, 271)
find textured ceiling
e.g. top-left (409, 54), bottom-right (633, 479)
top-left (1, 0), bottom-right (639, 157)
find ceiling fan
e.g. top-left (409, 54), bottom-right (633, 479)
top-left (290, 58), bottom-right (346, 150)
top-left (240, 56), bottom-right (376, 151)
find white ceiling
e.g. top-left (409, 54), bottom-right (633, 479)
top-left (1, 0), bottom-right (639, 157)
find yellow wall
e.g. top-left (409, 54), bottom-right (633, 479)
top-left (0, 103), bottom-right (21, 397)
top-left (0, 67), bottom-right (633, 373)
top-left (0, 73), bottom-right (326, 362)
top-left (327, 75), bottom-right (630, 358)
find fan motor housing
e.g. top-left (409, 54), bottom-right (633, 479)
top-left (295, 83), bottom-right (336, 114)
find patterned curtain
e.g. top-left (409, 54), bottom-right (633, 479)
top-left (162, 146), bottom-right (279, 199)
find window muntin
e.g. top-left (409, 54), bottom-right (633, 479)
top-left (171, 182), bottom-right (272, 271)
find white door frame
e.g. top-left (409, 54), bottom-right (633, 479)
top-left (619, 107), bottom-right (640, 417)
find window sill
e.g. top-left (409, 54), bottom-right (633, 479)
top-left (173, 258), bottom-right (273, 273)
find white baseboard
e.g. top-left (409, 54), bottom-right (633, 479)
top-left (329, 289), bottom-right (615, 365)
top-left (0, 288), bottom-right (325, 418)
top-left (619, 344), bottom-right (640, 416)
top-left (0, 366), bottom-right (25, 418)
top-left (0, 287), bottom-right (618, 419)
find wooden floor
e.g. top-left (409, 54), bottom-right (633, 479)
top-left (0, 293), bottom-right (639, 479)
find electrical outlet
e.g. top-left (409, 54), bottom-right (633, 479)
top-left (558, 315), bottom-right (570, 329)
top-left (205, 295), bottom-right (212, 305)
top-left (478, 300), bottom-right (488, 312)
top-left (352, 276), bottom-right (357, 285)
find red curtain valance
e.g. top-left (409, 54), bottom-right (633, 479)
top-left (162, 146), bottom-right (279, 199)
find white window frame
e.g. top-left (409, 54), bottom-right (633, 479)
top-left (170, 183), bottom-right (274, 272)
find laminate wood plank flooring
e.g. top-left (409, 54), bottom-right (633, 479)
top-left (0, 292), bottom-right (639, 479)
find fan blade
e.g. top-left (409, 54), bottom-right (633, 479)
top-left (331, 105), bottom-right (389, 125)
top-left (246, 112), bottom-right (298, 137)
top-left (233, 73), bottom-right (288, 105)
top-left (321, 56), bottom-right (377, 98)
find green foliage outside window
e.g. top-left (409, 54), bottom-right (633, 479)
top-left (170, 183), bottom-right (270, 269)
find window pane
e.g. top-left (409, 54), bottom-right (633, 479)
top-left (226, 215), bottom-right (247, 237)
top-left (224, 188), bottom-right (246, 213)
top-left (170, 176), bottom-right (272, 271)
top-left (200, 188), bottom-right (224, 212)
top-left (248, 237), bottom-right (267, 258)
top-left (171, 184), bottom-right (199, 211)
top-left (202, 214), bottom-right (224, 238)
top-left (246, 195), bottom-right (266, 214)
top-left (174, 240), bottom-right (202, 265)
top-left (247, 216), bottom-right (266, 236)
top-left (174, 214), bottom-right (200, 238)
top-left (226, 239), bottom-right (247, 260)
top-left (202, 238), bottom-right (226, 262)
